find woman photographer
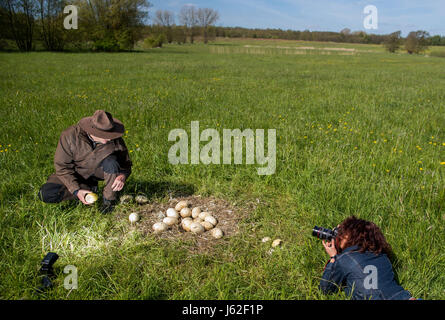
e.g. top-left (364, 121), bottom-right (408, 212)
top-left (320, 216), bottom-right (415, 300)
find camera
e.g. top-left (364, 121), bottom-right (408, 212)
top-left (312, 226), bottom-right (338, 241)
top-left (40, 252), bottom-right (59, 275)
top-left (36, 252), bottom-right (59, 293)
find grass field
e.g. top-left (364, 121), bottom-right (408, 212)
top-left (0, 39), bottom-right (444, 299)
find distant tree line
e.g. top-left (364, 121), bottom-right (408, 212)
top-left (210, 26), bottom-right (445, 47)
top-left (1, 1), bottom-right (444, 53)
top-left (141, 6), bottom-right (219, 48)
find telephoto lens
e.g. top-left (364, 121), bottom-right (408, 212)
top-left (312, 226), bottom-right (338, 240)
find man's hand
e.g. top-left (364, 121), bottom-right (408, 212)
top-left (322, 239), bottom-right (338, 258)
top-left (76, 189), bottom-right (92, 205)
top-left (112, 174), bottom-right (126, 192)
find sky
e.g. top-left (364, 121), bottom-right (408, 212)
top-left (147, 0), bottom-right (445, 36)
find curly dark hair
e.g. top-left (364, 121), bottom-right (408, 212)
top-left (336, 216), bottom-right (393, 257)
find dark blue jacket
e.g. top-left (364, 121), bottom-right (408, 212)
top-left (320, 245), bottom-right (412, 300)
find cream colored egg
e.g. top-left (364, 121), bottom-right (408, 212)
top-left (198, 211), bottom-right (211, 220)
top-left (85, 192), bottom-right (98, 204)
top-left (128, 212), bottom-right (140, 223)
top-left (272, 239), bottom-right (282, 247)
top-left (180, 207), bottom-right (192, 218)
top-left (200, 221), bottom-right (214, 231)
top-left (193, 217), bottom-right (203, 223)
top-left (152, 222), bottom-right (168, 233)
top-left (190, 222), bottom-right (205, 234)
top-left (210, 228), bottom-right (223, 239)
top-left (181, 218), bottom-right (193, 232)
top-left (262, 237), bottom-right (271, 243)
top-left (204, 215), bottom-right (217, 226)
top-left (175, 200), bottom-right (189, 211)
top-left (135, 195), bottom-right (149, 205)
top-left (163, 216), bottom-right (178, 226)
top-left (191, 207), bottom-right (201, 219)
top-left (166, 208), bottom-right (179, 218)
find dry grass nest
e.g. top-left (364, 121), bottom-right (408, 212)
top-left (116, 195), bottom-right (251, 253)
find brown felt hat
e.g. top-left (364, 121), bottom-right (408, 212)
top-left (78, 110), bottom-right (125, 139)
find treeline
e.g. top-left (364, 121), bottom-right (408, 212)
top-left (141, 6), bottom-right (219, 48)
top-left (0, 0), bottom-right (151, 51)
top-left (211, 26), bottom-right (445, 47)
top-left (1, 1), bottom-right (445, 52)
top-left (0, 1), bottom-right (221, 51)
top-left (214, 27), bottom-right (389, 44)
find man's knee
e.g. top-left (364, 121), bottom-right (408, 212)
top-left (100, 154), bottom-right (120, 174)
top-left (38, 183), bottom-right (65, 203)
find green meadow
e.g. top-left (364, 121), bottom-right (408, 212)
top-left (0, 39), bottom-right (444, 299)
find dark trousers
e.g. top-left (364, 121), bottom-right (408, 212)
top-left (38, 154), bottom-right (121, 203)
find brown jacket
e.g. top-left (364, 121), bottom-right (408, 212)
top-left (54, 123), bottom-right (132, 194)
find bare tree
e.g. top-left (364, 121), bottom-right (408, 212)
top-left (196, 7), bottom-right (219, 43)
top-left (2, 0), bottom-right (36, 51)
top-left (154, 9), bottom-right (174, 27)
top-left (38, 0), bottom-right (66, 51)
top-left (153, 9), bottom-right (174, 43)
top-left (340, 28), bottom-right (351, 35)
top-left (178, 4), bottom-right (197, 43)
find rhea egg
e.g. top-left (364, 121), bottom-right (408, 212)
top-left (181, 218), bottom-right (193, 231)
top-left (210, 228), bottom-right (224, 239)
top-left (152, 222), bottom-right (168, 233)
top-left (128, 212), bottom-right (140, 223)
top-left (163, 216), bottom-right (178, 226)
top-left (191, 207), bottom-right (201, 218)
top-left (272, 239), bottom-right (282, 247)
top-left (85, 193), bottom-right (98, 204)
top-left (175, 200), bottom-right (189, 211)
top-left (262, 237), bottom-right (271, 243)
top-left (166, 208), bottom-right (179, 218)
top-left (204, 215), bottom-right (217, 226)
top-left (198, 211), bottom-right (211, 220)
top-left (190, 222), bottom-right (205, 234)
top-left (200, 221), bottom-right (214, 231)
top-left (180, 207), bottom-right (192, 218)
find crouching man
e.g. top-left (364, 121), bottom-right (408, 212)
top-left (38, 110), bottom-right (132, 213)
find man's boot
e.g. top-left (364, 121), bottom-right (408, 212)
top-left (100, 198), bottom-right (116, 214)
